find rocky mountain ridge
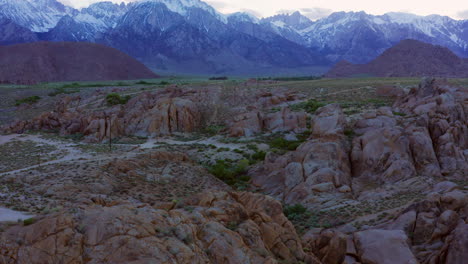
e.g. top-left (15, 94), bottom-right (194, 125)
top-left (1, 0), bottom-right (467, 74)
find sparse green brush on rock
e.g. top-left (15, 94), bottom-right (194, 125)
top-left (48, 87), bottom-right (80, 97)
top-left (106, 93), bottom-right (131, 106)
top-left (206, 159), bottom-right (251, 189)
top-left (290, 99), bottom-right (325, 113)
top-left (15, 96), bottom-right (41, 106)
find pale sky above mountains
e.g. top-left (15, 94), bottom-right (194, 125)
top-left (60, 0), bottom-right (468, 20)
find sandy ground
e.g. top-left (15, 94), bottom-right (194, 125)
top-left (0, 207), bottom-right (34, 222)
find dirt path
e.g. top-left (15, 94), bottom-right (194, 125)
top-left (0, 134), bottom-right (94, 176)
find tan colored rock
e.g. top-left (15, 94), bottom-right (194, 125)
top-left (303, 229), bottom-right (347, 264)
top-left (228, 110), bottom-right (263, 137)
top-left (443, 223), bottom-right (468, 264)
top-left (0, 192), bottom-right (322, 264)
top-left (250, 104), bottom-right (352, 204)
top-left (263, 107), bottom-right (308, 133)
top-left (394, 78), bottom-right (468, 178)
top-left (351, 127), bottom-right (416, 184)
top-left (354, 229), bottom-right (418, 264)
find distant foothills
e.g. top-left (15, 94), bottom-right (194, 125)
top-left (1, 0), bottom-right (468, 76)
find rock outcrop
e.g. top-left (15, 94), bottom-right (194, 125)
top-left (3, 88), bottom-right (207, 142)
top-left (250, 78), bottom-right (466, 205)
top-left (250, 104), bottom-right (352, 204)
top-left (229, 108), bottom-right (308, 137)
top-left (394, 78), bottom-right (468, 178)
top-left (0, 192), bottom-right (322, 264)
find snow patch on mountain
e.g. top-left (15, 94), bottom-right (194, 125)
top-left (141, 0), bottom-right (227, 23)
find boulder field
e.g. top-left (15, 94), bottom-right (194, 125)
top-left (0, 78), bottom-right (467, 264)
top-left (249, 78), bottom-right (467, 203)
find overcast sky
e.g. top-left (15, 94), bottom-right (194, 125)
top-left (60, 0), bottom-right (468, 20)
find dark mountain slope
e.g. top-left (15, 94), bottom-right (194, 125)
top-left (0, 42), bottom-right (158, 84)
top-left (326, 39), bottom-right (468, 78)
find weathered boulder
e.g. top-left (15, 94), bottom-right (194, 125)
top-left (302, 229), bottom-right (347, 264)
top-left (228, 110), bottom-right (263, 137)
top-left (354, 229), bottom-right (418, 264)
top-left (351, 126), bottom-right (417, 184)
top-left (263, 108), bottom-right (308, 134)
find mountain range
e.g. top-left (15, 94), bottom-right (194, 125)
top-left (1, 0), bottom-right (467, 75)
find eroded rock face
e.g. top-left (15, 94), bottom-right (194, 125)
top-left (3, 88), bottom-right (207, 142)
top-left (376, 186), bottom-right (468, 264)
top-left (302, 229), bottom-right (347, 264)
top-left (250, 104), bottom-right (352, 204)
top-left (351, 126), bottom-right (417, 184)
top-left (394, 78), bottom-right (468, 178)
top-left (0, 192), bottom-right (321, 264)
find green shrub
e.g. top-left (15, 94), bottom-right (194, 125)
top-left (209, 76), bottom-right (228, 81)
top-left (15, 96), bottom-right (41, 106)
top-left (136, 80), bottom-right (157, 85)
top-left (207, 159), bottom-right (250, 188)
top-left (251, 150), bottom-right (266, 162)
top-left (48, 87), bottom-right (80, 97)
top-left (246, 144), bottom-right (258, 151)
top-left (291, 99), bottom-right (325, 113)
top-left (159, 81), bottom-right (170, 85)
top-left (23, 218), bottom-right (36, 226)
top-left (203, 125), bottom-right (225, 135)
top-left (393, 111), bottom-right (407, 117)
top-left (284, 204), bottom-right (307, 220)
top-left (269, 137), bottom-right (301, 151)
top-left (106, 93), bottom-right (131, 106)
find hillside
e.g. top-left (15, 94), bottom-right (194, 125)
top-left (0, 42), bottom-right (157, 84)
top-left (326, 39), bottom-right (468, 78)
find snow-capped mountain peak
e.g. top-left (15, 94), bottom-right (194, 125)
top-left (262, 11), bottom-right (313, 31)
top-left (139, 0), bottom-right (227, 23)
top-left (0, 0), bottom-right (75, 32)
top-left (227, 12), bottom-right (259, 24)
top-left (74, 1), bottom-right (128, 30)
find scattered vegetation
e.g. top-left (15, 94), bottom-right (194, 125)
top-left (55, 82), bottom-right (130, 89)
top-left (209, 76), bottom-right (229, 80)
top-left (206, 159), bottom-right (250, 190)
top-left (0, 140), bottom-right (60, 172)
top-left (202, 125), bottom-right (225, 136)
top-left (290, 99), bottom-right (326, 113)
top-left (106, 93), bottom-right (131, 106)
top-left (393, 111), bottom-right (407, 116)
top-left (136, 80), bottom-right (156, 85)
top-left (15, 96), bottom-right (41, 106)
top-left (286, 191), bottom-right (425, 233)
top-left (23, 218), bottom-right (36, 226)
top-left (250, 150), bottom-right (266, 163)
top-left (284, 204), bottom-right (307, 219)
top-left (258, 76), bottom-right (322, 81)
top-left (48, 87), bottom-right (80, 96)
top-left (268, 131), bottom-right (309, 152)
